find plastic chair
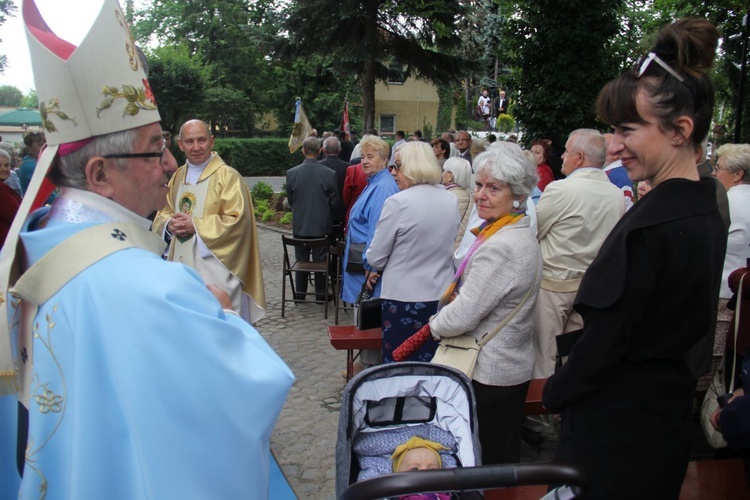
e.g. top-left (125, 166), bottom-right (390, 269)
top-left (281, 235), bottom-right (331, 319)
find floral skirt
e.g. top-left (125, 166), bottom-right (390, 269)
top-left (381, 299), bottom-right (439, 363)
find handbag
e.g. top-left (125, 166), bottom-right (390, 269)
top-left (346, 242), bottom-right (366, 273)
top-left (354, 271), bottom-right (382, 331)
top-left (431, 276), bottom-right (537, 378)
top-left (700, 272), bottom-right (747, 448)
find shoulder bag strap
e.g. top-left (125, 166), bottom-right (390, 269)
top-left (477, 271), bottom-right (539, 348)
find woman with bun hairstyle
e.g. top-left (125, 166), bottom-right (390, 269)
top-left (542, 18), bottom-right (726, 498)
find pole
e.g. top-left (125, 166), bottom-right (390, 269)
top-left (734, 13), bottom-right (748, 143)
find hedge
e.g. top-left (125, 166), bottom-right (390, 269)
top-left (169, 138), bottom-right (305, 176)
top-left (169, 137), bottom-right (397, 177)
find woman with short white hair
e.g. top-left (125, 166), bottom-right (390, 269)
top-left (366, 141), bottom-right (459, 364)
top-left (430, 143), bottom-right (541, 465)
top-left (442, 157), bottom-right (474, 250)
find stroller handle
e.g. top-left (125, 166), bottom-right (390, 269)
top-left (339, 462), bottom-right (587, 500)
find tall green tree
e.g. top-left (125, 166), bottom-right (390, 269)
top-left (504, 0), bottom-right (623, 151)
top-left (146, 45), bottom-right (207, 134)
top-left (21, 89), bottom-right (38, 108)
top-left (283, 0), bottom-right (472, 131)
top-left (0, 84), bottom-right (22, 106)
top-left (648, 0), bottom-right (750, 143)
top-left (134, 0), bottom-right (279, 134)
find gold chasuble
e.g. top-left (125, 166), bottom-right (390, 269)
top-left (153, 153), bottom-right (266, 322)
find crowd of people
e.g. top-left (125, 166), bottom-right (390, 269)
top-left (1, 2), bottom-right (749, 498)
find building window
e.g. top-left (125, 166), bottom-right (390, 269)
top-left (387, 63), bottom-right (405, 85)
top-left (380, 115), bottom-right (395, 135)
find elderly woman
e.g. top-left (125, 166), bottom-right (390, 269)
top-left (0, 149), bottom-right (21, 247)
top-left (341, 136), bottom-right (399, 369)
top-left (431, 138), bottom-right (450, 167)
top-left (529, 139), bottom-right (554, 191)
top-left (442, 157), bottom-right (475, 250)
top-left (366, 142), bottom-right (458, 363)
top-left (429, 144), bottom-right (541, 465)
top-left (713, 143), bottom-right (750, 389)
top-left (542, 19), bottom-right (726, 497)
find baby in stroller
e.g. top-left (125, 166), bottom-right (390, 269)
top-left (391, 436), bottom-right (452, 500)
top-left (336, 362), bottom-right (482, 498)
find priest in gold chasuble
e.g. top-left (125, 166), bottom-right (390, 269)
top-left (153, 119), bottom-right (266, 323)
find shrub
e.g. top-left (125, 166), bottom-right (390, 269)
top-left (212, 138), bottom-right (304, 176)
top-left (261, 209), bottom-right (275, 222)
top-left (254, 199), bottom-right (270, 217)
top-left (496, 114), bottom-right (516, 133)
top-left (251, 181), bottom-right (274, 201)
top-left (279, 212), bottom-right (293, 225)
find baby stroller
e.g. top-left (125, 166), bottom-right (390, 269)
top-left (335, 362), bottom-right (586, 499)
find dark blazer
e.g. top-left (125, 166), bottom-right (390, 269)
top-left (319, 154), bottom-right (349, 224)
top-left (496, 98), bottom-right (509, 115)
top-left (286, 158), bottom-right (338, 237)
top-left (543, 178), bottom-right (727, 498)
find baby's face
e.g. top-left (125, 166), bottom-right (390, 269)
top-left (397, 447), bottom-right (441, 472)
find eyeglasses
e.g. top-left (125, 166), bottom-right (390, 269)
top-left (104, 143), bottom-right (166, 163)
top-left (634, 52), bottom-right (685, 83)
top-left (712, 165), bottom-right (728, 173)
top-left (388, 162), bottom-right (402, 172)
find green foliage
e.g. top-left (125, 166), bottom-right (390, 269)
top-left (496, 114), bottom-right (515, 133)
top-left (254, 199), bottom-right (270, 217)
top-left (279, 212), bottom-right (293, 225)
top-left (0, 85), bottom-right (22, 107)
top-left (21, 89), bottom-right (37, 108)
top-left (504, 0), bottom-right (622, 148)
top-left (251, 181), bottom-right (275, 202)
top-left (261, 209), bottom-right (275, 222)
top-left (145, 45), bottom-right (207, 134)
top-left (0, 0), bottom-right (15, 74)
top-left (210, 138), bottom-right (304, 176)
top-left (283, 0), bottom-right (472, 130)
top-left (437, 85), bottom-right (455, 132)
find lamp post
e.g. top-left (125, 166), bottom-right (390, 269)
top-left (734, 13), bottom-right (748, 143)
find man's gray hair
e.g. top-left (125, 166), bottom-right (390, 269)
top-left (476, 142), bottom-right (538, 199)
top-left (50, 129), bottom-right (138, 189)
top-left (568, 128), bottom-right (606, 168)
top-left (302, 136), bottom-right (321, 156)
top-left (323, 136), bottom-right (341, 154)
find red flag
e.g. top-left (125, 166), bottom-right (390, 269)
top-left (341, 100), bottom-right (350, 135)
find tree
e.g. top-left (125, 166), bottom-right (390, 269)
top-left (0, 85), bottom-right (22, 107)
top-left (283, 0), bottom-right (473, 131)
top-left (146, 45), bottom-right (207, 134)
top-left (134, 0), bottom-right (279, 134)
top-left (21, 89), bottom-right (38, 108)
top-left (0, 0), bottom-right (16, 74)
top-left (503, 0), bottom-right (623, 150)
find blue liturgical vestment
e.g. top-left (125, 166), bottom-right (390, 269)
top-left (0, 189), bottom-right (293, 499)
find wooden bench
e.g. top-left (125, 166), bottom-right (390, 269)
top-left (524, 378), bottom-right (548, 416)
top-left (483, 458), bottom-right (750, 499)
top-left (327, 325), bottom-right (382, 381)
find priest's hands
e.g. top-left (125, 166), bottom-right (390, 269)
top-left (169, 212), bottom-right (196, 238)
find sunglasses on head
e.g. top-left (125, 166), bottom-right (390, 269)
top-left (634, 52), bottom-right (684, 83)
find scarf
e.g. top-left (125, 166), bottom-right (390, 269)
top-left (438, 211), bottom-right (524, 310)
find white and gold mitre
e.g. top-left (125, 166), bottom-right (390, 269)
top-left (24, 0), bottom-right (160, 145)
top-left (0, 0), bottom-right (161, 394)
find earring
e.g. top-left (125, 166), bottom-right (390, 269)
top-left (512, 200), bottom-right (520, 209)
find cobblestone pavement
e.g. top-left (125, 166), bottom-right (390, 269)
top-left (252, 224), bottom-right (555, 499)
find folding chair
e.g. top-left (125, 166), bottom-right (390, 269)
top-left (281, 235), bottom-right (331, 319)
